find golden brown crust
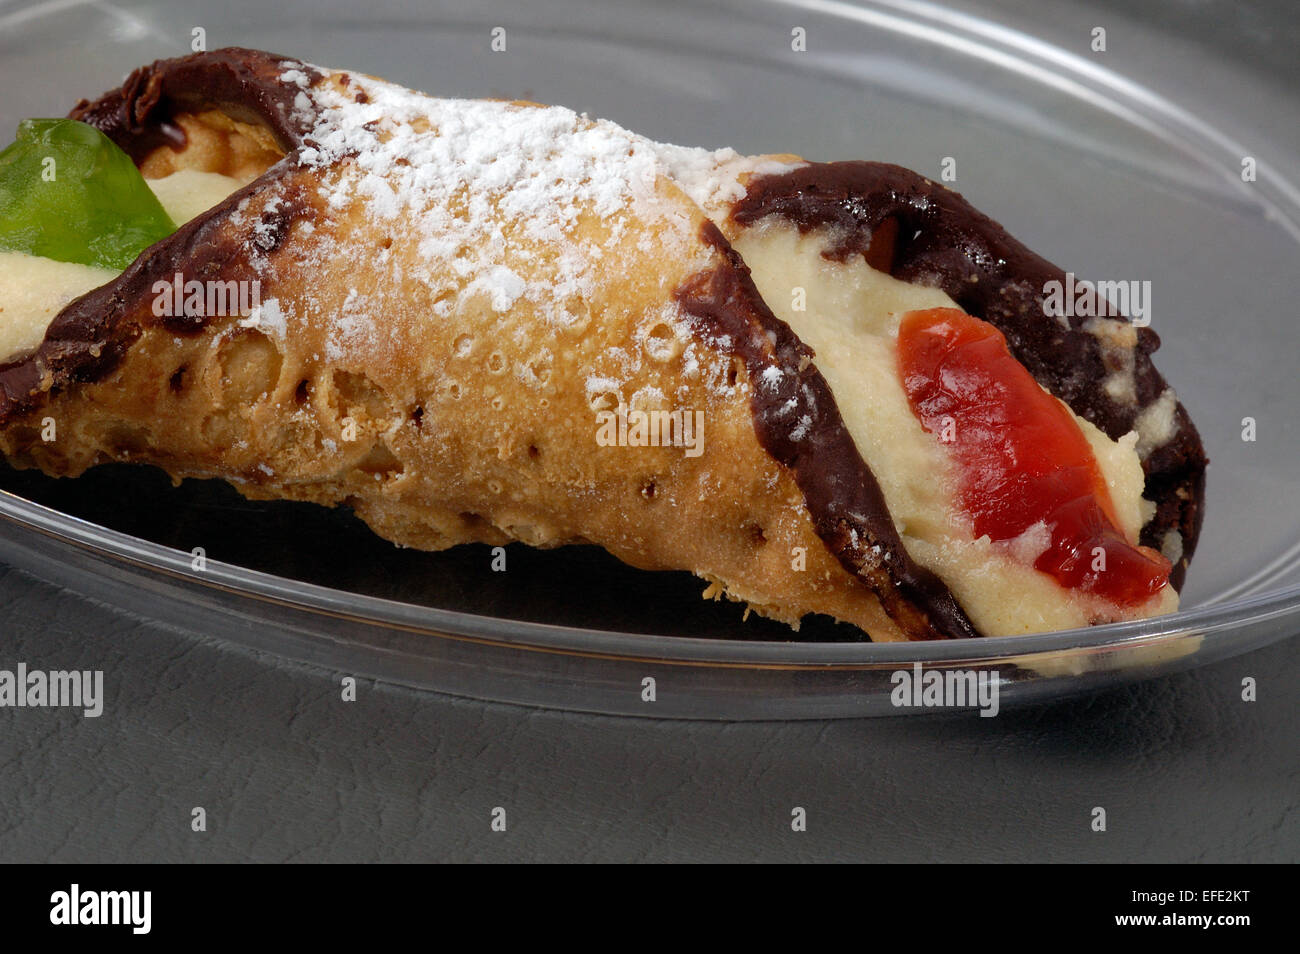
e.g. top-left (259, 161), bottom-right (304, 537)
top-left (1, 67), bottom-right (916, 640)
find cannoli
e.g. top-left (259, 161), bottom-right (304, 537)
top-left (0, 48), bottom-right (1206, 641)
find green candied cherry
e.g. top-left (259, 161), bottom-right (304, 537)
top-left (0, 118), bottom-right (176, 271)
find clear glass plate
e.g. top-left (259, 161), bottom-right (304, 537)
top-left (1, 0), bottom-right (1297, 718)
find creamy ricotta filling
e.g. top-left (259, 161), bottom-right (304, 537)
top-left (0, 169), bottom-right (247, 362)
top-left (731, 220), bottom-right (1177, 635)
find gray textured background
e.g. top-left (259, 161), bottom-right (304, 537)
top-left (1, 564), bottom-right (1294, 862)
top-left (1, 0), bottom-right (1298, 862)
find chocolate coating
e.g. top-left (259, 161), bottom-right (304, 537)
top-left (69, 47), bottom-right (322, 160)
top-left (677, 223), bottom-right (979, 640)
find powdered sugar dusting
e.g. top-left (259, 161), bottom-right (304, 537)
top-left (243, 65), bottom-right (804, 417)
top-left (467, 264), bottom-right (526, 313)
top-left (325, 286), bottom-right (381, 361)
top-left (653, 144), bottom-right (804, 214)
top-left (279, 70), bottom-right (727, 371)
top-left (758, 365), bottom-right (784, 392)
top-left (240, 297), bottom-right (286, 338)
top-left (296, 72), bottom-right (669, 292)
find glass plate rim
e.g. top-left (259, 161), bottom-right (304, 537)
top-left (3, 487), bottom-right (1297, 668)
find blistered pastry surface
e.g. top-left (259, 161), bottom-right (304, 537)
top-left (0, 51), bottom-right (938, 641)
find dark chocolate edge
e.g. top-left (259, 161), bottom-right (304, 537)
top-left (69, 46), bottom-right (321, 161)
top-left (732, 161), bottom-right (1207, 592)
top-left (0, 48), bottom-right (324, 427)
top-left (675, 222), bottom-right (980, 641)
